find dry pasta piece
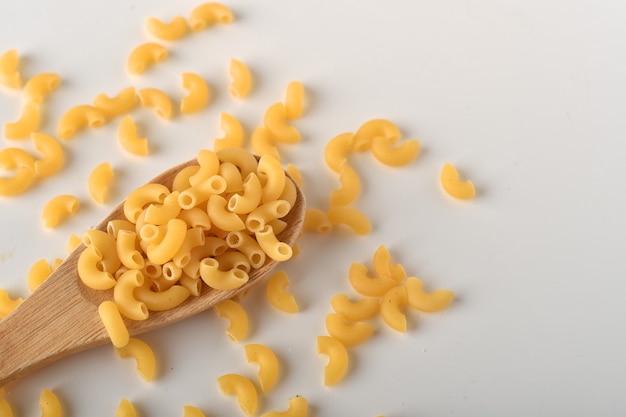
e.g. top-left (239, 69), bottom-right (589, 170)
top-left (118, 115), bottom-right (149, 156)
top-left (127, 42), bottom-right (167, 74)
top-left (405, 277), bottom-right (454, 312)
top-left (114, 337), bottom-right (157, 382)
top-left (330, 294), bottom-right (379, 322)
top-left (262, 396), bottom-right (308, 417)
top-left (27, 258), bottom-right (54, 292)
top-left (217, 374), bottom-right (257, 417)
top-left (264, 103), bottom-right (301, 144)
top-left (0, 49), bottom-right (21, 88)
top-left (77, 246), bottom-right (116, 290)
top-left (256, 225), bottom-right (292, 261)
top-left (32, 132), bottom-right (64, 178)
top-left (266, 270), bottom-right (299, 313)
top-left (370, 136), bottom-right (420, 167)
top-left (316, 336), bottom-right (348, 386)
top-left (181, 72), bottom-right (210, 114)
top-left (250, 126), bottom-right (280, 161)
top-left (214, 112), bottom-right (244, 151)
top-left (214, 299), bottom-right (248, 342)
top-left (66, 233), bottom-right (82, 253)
top-left (244, 343), bottom-right (280, 392)
top-left (326, 206), bottom-right (371, 236)
top-left (285, 163), bottom-right (302, 187)
top-left (190, 3), bottom-right (234, 31)
top-left (284, 81), bottom-right (304, 120)
top-left (0, 397), bottom-right (13, 417)
top-left (183, 405), bottom-right (207, 417)
top-left (372, 245), bottom-right (406, 282)
top-left (93, 87), bottom-right (137, 119)
top-left (88, 162), bottom-right (114, 204)
top-left (42, 194), bottom-right (80, 228)
top-left (324, 132), bottom-right (354, 173)
top-left (24, 73), bottom-right (61, 104)
top-left (0, 289), bottom-right (22, 318)
top-left (39, 389), bottom-right (62, 417)
top-left (200, 258), bottom-right (249, 290)
top-left (229, 58), bottom-right (252, 98)
top-left (353, 119), bottom-right (401, 152)
top-left (349, 262), bottom-right (397, 297)
top-left (440, 162), bottom-right (476, 200)
top-left (325, 313), bottom-right (374, 346)
top-left (138, 88), bottom-right (173, 120)
top-left (98, 300), bottom-right (130, 348)
top-left (4, 102), bottom-right (40, 139)
top-left (380, 285), bottom-right (408, 332)
top-left (145, 16), bottom-right (188, 41)
top-left (124, 183), bottom-right (169, 222)
top-left (57, 105), bottom-right (107, 140)
top-left (329, 162), bottom-right (360, 207)
top-left (0, 147), bottom-right (36, 196)
top-left (114, 270), bottom-right (149, 320)
top-left (303, 208), bottom-right (332, 233)
top-left (116, 398), bottom-right (137, 417)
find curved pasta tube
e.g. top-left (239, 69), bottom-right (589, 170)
top-left (215, 250), bottom-right (251, 273)
top-left (200, 258), bottom-right (248, 290)
top-left (114, 337), bottom-right (157, 381)
top-left (146, 218), bottom-right (187, 264)
top-left (178, 175), bottom-right (226, 209)
top-left (326, 206), bottom-right (371, 236)
top-left (285, 163), bottom-right (302, 187)
top-left (66, 233), bottom-right (82, 253)
top-left (371, 136), bottom-right (420, 167)
top-left (0, 49), bottom-right (21, 88)
top-left (214, 112), bottom-right (244, 151)
top-left (329, 162), bottom-right (360, 207)
top-left (116, 398), bottom-right (138, 417)
top-left (207, 195), bottom-right (246, 231)
top-left (380, 285), bottom-right (408, 332)
top-left (278, 176), bottom-right (297, 208)
top-left (28, 258), bottom-right (53, 292)
top-left (57, 105), bottom-right (107, 140)
top-left (0, 289), bottom-right (23, 318)
top-left (258, 154), bottom-right (286, 204)
top-left (349, 262), bottom-right (397, 297)
top-left (127, 42), bottom-right (167, 74)
top-left (32, 132), bottom-right (64, 178)
top-left (214, 299), bottom-right (249, 342)
top-left (255, 225), bottom-right (292, 261)
top-left (39, 389), bottom-right (62, 417)
top-left (183, 405), bottom-right (207, 417)
top-left (135, 282), bottom-right (190, 311)
top-left (0, 397), bottom-right (13, 417)
top-left (4, 102), bottom-right (40, 139)
top-left (114, 270), bottom-right (149, 320)
top-left (172, 165), bottom-right (200, 192)
top-left (42, 194), bottom-right (80, 228)
top-left (405, 277), bottom-right (454, 312)
top-left (266, 270), bottom-right (298, 313)
top-left (325, 313), bottom-right (374, 346)
top-left (177, 207), bottom-right (211, 228)
top-left (189, 149), bottom-right (220, 186)
top-left (330, 294), bottom-right (379, 322)
top-left (217, 373), bottom-right (257, 417)
top-left (264, 103), bottom-right (301, 144)
top-left (372, 245), bottom-right (405, 282)
top-left (138, 88), bottom-right (173, 120)
top-left (24, 73), bottom-right (61, 104)
top-left (262, 396), bottom-right (308, 417)
top-left (93, 87), bottom-right (137, 119)
top-left (228, 173), bottom-right (262, 214)
top-left (316, 336), bottom-right (348, 386)
top-left (303, 208), bottom-right (332, 233)
top-left (246, 200), bottom-right (290, 232)
top-left (353, 118), bottom-right (401, 152)
top-left (440, 162), bottom-right (476, 200)
top-left (88, 161), bottom-right (114, 204)
top-left (172, 226), bottom-right (204, 267)
top-left (145, 16), bottom-right (188, 41)
top-left (98, 300), bottom-right (130, 348)
top-left (181, 72), bottom-right (210, 114)
top-left (83, 229), bottom-right (121, 273)
top-left (124, 183), bottom-right (169, 223)
top-left (284, 81), bottom-right (304, 120)
top-left (0, 147), bottom-right (36, 196)
top-left (225, 231), bottom-right (266, 268)
top-left (324, 132), bottom-right (355, 173)
top-left (217, 147), bottom-right (258, 178)
top-left (229, 58), bottom-right (252, 98)
top-left (116, 230), bottom-right (145, 270)
top-left (77, 246), bottom-right (116, 290)
top-left (251, 126), bottom-right (281, 161)
top-left (190, 3), bottom-right (234, 31)
top-left (219, 161), bottom-right (244, 193)
top-left (244, 343), bottom-right (279, 392)
top-left (144, 191), bottom-right (181, 225)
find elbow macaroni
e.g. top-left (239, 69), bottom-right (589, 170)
top-left (353, 119), bottom-right (401, 152)
top-left (217, 373), bottom-right (257, 417)
top-left (57, 105), bottom-right (107, 140)
top-left (326, 206), bottom-right (371, 236)
top-left (23, 73), bottom-right (61, 104)
top-left (325, 313), bottom-right (374, 346)
top-left (114, 337), bottom-right (157, 381)
top-left (116, 398), bottom-right (138, 417)
top-left (39, 389), bottom-right (62, 417)
top-left (4, 102), bottom-right (40, 139)
top-left (98, 300), bottom-right (130, 348)
top-left (214, 299), bottom-right (249, 342)
top-left (0, 49), bottom-right (21, 88)
top-left (93, 87), bottom-right (137, 119)
top-left (181, 72), bottom-right (210, 114)
top-left (284, 81), bottom-right (304, 120)
top-left (88, 162), bottom-right (114, 204)
top-left (440, 162), bottom-right (476, 200)
top-left (138, 88), bottom-right (173, 120)
top-left (145, 16), bottom-right (188, 41)
top-left (316, 335), bottom-right (349, 386)
top-left (118, 115), bottom-right (149, 156)
top-left (264, 103), bottom-right (301, 144)
top-left (380, 285), bottom-right (408, 332)
top-left (262, 396), bottom-right (308, 417)
top-left (127, 42), bottom-right (167, 74)
top-left (330, 294), bottom-right (379, 322)
top-left (251, 126), bottom-right (281, 161)
top-left (229, 58), bottom-right (252, 98)
top-left (329, 162), bottom-right (360, 207)
top-left (42, 194), bottom-right (80, 228)
top-left (349, 262), bottom-right (397, 297)
top-left (214, 112), bottom-right (244, 151)
top-left (32, 132), bottom-right (64, 178)
top-left (405, 277), bottom-right (454, 312)
top-left (370, 137), bottom-right (420, 167)
top-left (266, 270), bottom-right (299, 313)
top-left (0, 147), bottom-right (36, 196)
top-left (0, 289), bottom-right (23, 318)
top-left (190, 3), bottom-right (234, 31)
top-left (244, 343), bottom-right (280, 392)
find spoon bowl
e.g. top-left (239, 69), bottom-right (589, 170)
top-left (0, 157), bottom-right (306, 387)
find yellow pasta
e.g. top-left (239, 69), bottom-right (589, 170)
top-left (207, 195), bottom-right (246, 231)
top-left (440, 162), bottom-right (476, 200)
top-left (177, 207), bottom-right (211, 229)
top-left (39, 389), bottom-right (62, 417)
top-left (114, 270), bottom-right (149, 321)
top-left (330, 294), bottom-right (379, 322)
top-left (284, 81), bottom-right (304, 120)
top-left (66, 233), bottom-right (82, 253)
top-left (200, 257), bottom-right (248, 290)
top-left (138, 87), bottom-right (173, 120)
top-left (183, 405), bottom-right (207, 417)
top-left (218, 161), bottom-right (243, 192)
top-left (214, 112), bottom-right (244, 151)
top-left (114, 337), bottom-right (157, 381)
top-left (0, 397), bottom-right (13, 417)
top-left (32, 132), bottom-right (64, 178)
top-left (42, 194), bottom-right (80, 228)
top-left (0, 49), bottom-right (21, 88)
top-left (247, 200), bottom-right (290, 233)
top-left (117, 115), bottom-right (148, 156)
top-left (261, 396), bottom-right (308, 417)
top-left (0, 289), bottom-right (22, 318)
top-left (189, 149), bottom-right (220, 186)
top-left (229, 58), bottom-right (252, 98)
top-left (303, 208), bottom-right (332, 233)
top-left (264, 103), bottom-right (301, 144)
top-left (380, 285), bottom-right (408, 332)
top-left (258, 154), bottom-right (286, 204)
top-left (228, 173), bottom-right (262, 214)
top-left (326, 206), bottom-right (371, 236)
top-left (57, 105), bottom-right (107, 140)
top-left (285, 163), bottom-right (302, 187)
top-left (324, 132), bottom-right (355, 173)
top-left (88, 162), bottom-right (114, 204)
top-left (145, 218), bottom-right (187, 264)
top-left (372, 245), bottom-right (406, 282)
top-left (370, 137), bottom-right (420, 167)
top-left (127, 42), bottom-right (167, 74)
top-left (23, 73), bottom-right (61, 104)
top-left (124, 183), bottom-right (169, 223)
top-left (325, 313), bottom-right (374, 346)
top-left (116, 230), bottom-right (144, 271)
top-left (353, 119), bottom-right (401, 152)
top-left (316, 335), bottom-right (348, 386)
top-left (144, 191), bottom-right (182, 225)
top-left (145, 16), bottom-right (188, 41)
top-left (256, 225), bottom-right (293, 261)
top-left (172, 164), bottom-right (199, 191)
top-left (405, 277), bottom-right (454, 312)
top-left (4, 102), bottom-right (40, 139)
top-left (0, 147), bottom-right (36, 196)
top-left (329, 162), bottom-right (360, 207)
top-left (77, 246), bottom-right (116, 290)
top-left (217, 374), bottom-right (257, 417)
top-left (215, 250), bottom-right (251, 273)
top-left (116, 398), bottom-right (137, 417)
top-left (93, 87), bottom-right (137, 119)
top-left (98, 300), bottom-right (130, 348)
top-left (244, 343), bottom-right (280, 392)
top-left (349, 262), bottom-right (397, 297)
top-left (28, 258), bottom-right (54, 292)
top-left (225, 231), bottom-right (266, 268)
top-left (214, 299), bottom-right (249, 342)
top-left (266, 270), bottom-right (299, 313)
top-left (216, 147), bottom-right (258, 177)
top-left (85, 230), bottom-right (122, 272)
top-left (190, 3), bottom-right (234, 31)
top-left (250, 126), bottom-right (281, 161)
top-left (181, 72), bottom-right (210, 114)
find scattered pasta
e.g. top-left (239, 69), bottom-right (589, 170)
top-left (114, 337), bottom-right (157, 381)
top-left (370, 136), bottom-right (420, 167)
top-left (39, 389), bottom-right (62, 417)
top-left (440, 162), bottom-right (476, 200)
top-left (284, 81), bottom-right (304, 120)
top-left (326, 206), bottom-right (371, 236)
top-left (116, 398), bottom-right (138, 417)
top-left (127, 42), bottom-right (167, 74)
top-left (118, 115), bottom-right (149, 156)
top-left (229, 58), bottom-right (252, 98)
top-left (57, 105), bottom-right (107, 140)
top-left (372, 245), bottom-right (406, 282)
top-left (217, 373), bottom-right (258, 417)
top-left (349, 262), bottom-right (397, 297)
top-left (330, 294), bottom-right (379, 322)
top-left (189, 2), bottom-right (234, 31)
top-left (88, 162), bottom-right (114, 204)
top-left (214, 112), bottom-right (244, 151)
top-left (0, 49), bottom-right (21, 89)
top-left (303, 208), bottom-right (332, 233)
top-left (145, 16), bottom-right (188, 41)
top-left (329, 162), bottom-right (360, 207)
top-left (245, 343), bottom-right (280, 392)
top-left (41, 194), bottom-right (80, 228)
top-left (380, 285), bottom-right (408, 332)
top-left (138, 88), bottom-right (173, 120)
top-left (93, 87), bottom-right (137, 119)
top-left (325, 313), bottom-right (374, 346)
top-left (23, 73), bottom-right (61, 104)
top-left (0, 147), bottom-right (36, 196)
top-left (405, 277), bottom-right (454, 312)
top-left (32, 132), bottom-right (64, 178)
top-left (353, 119), bottom-right (401, 152)
top-left (266, 270), bottom-right (299, 313)
top-left (214, 299), bottom-right (249, 342)
top-left (181, 72), bottom-right (210, 114)
top-left (316, 335), bottom-right (349, 386)
top-left (4, 102), bottom-right (40, 139)
top-left (264, 103), bottom-right (301, 144)
top-left (0, 289), bottom-right (23, 318)
top-left (324, 132), bottom-right (354, 173)
top-left (262, 396), bottom-right (308, 417)
top-left (27, 258), bottom-right (54, 292)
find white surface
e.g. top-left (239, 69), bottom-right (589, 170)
top-left (1, 0), bottom-right (626, 415)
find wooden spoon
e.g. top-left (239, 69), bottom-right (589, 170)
top-left (0, 158), bottom-right (306, 387)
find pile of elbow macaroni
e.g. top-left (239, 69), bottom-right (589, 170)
top-left (0, 2), bottom-right (470, 417)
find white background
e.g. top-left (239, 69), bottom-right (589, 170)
top-left (1, 0), bottom-right (625, 416)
